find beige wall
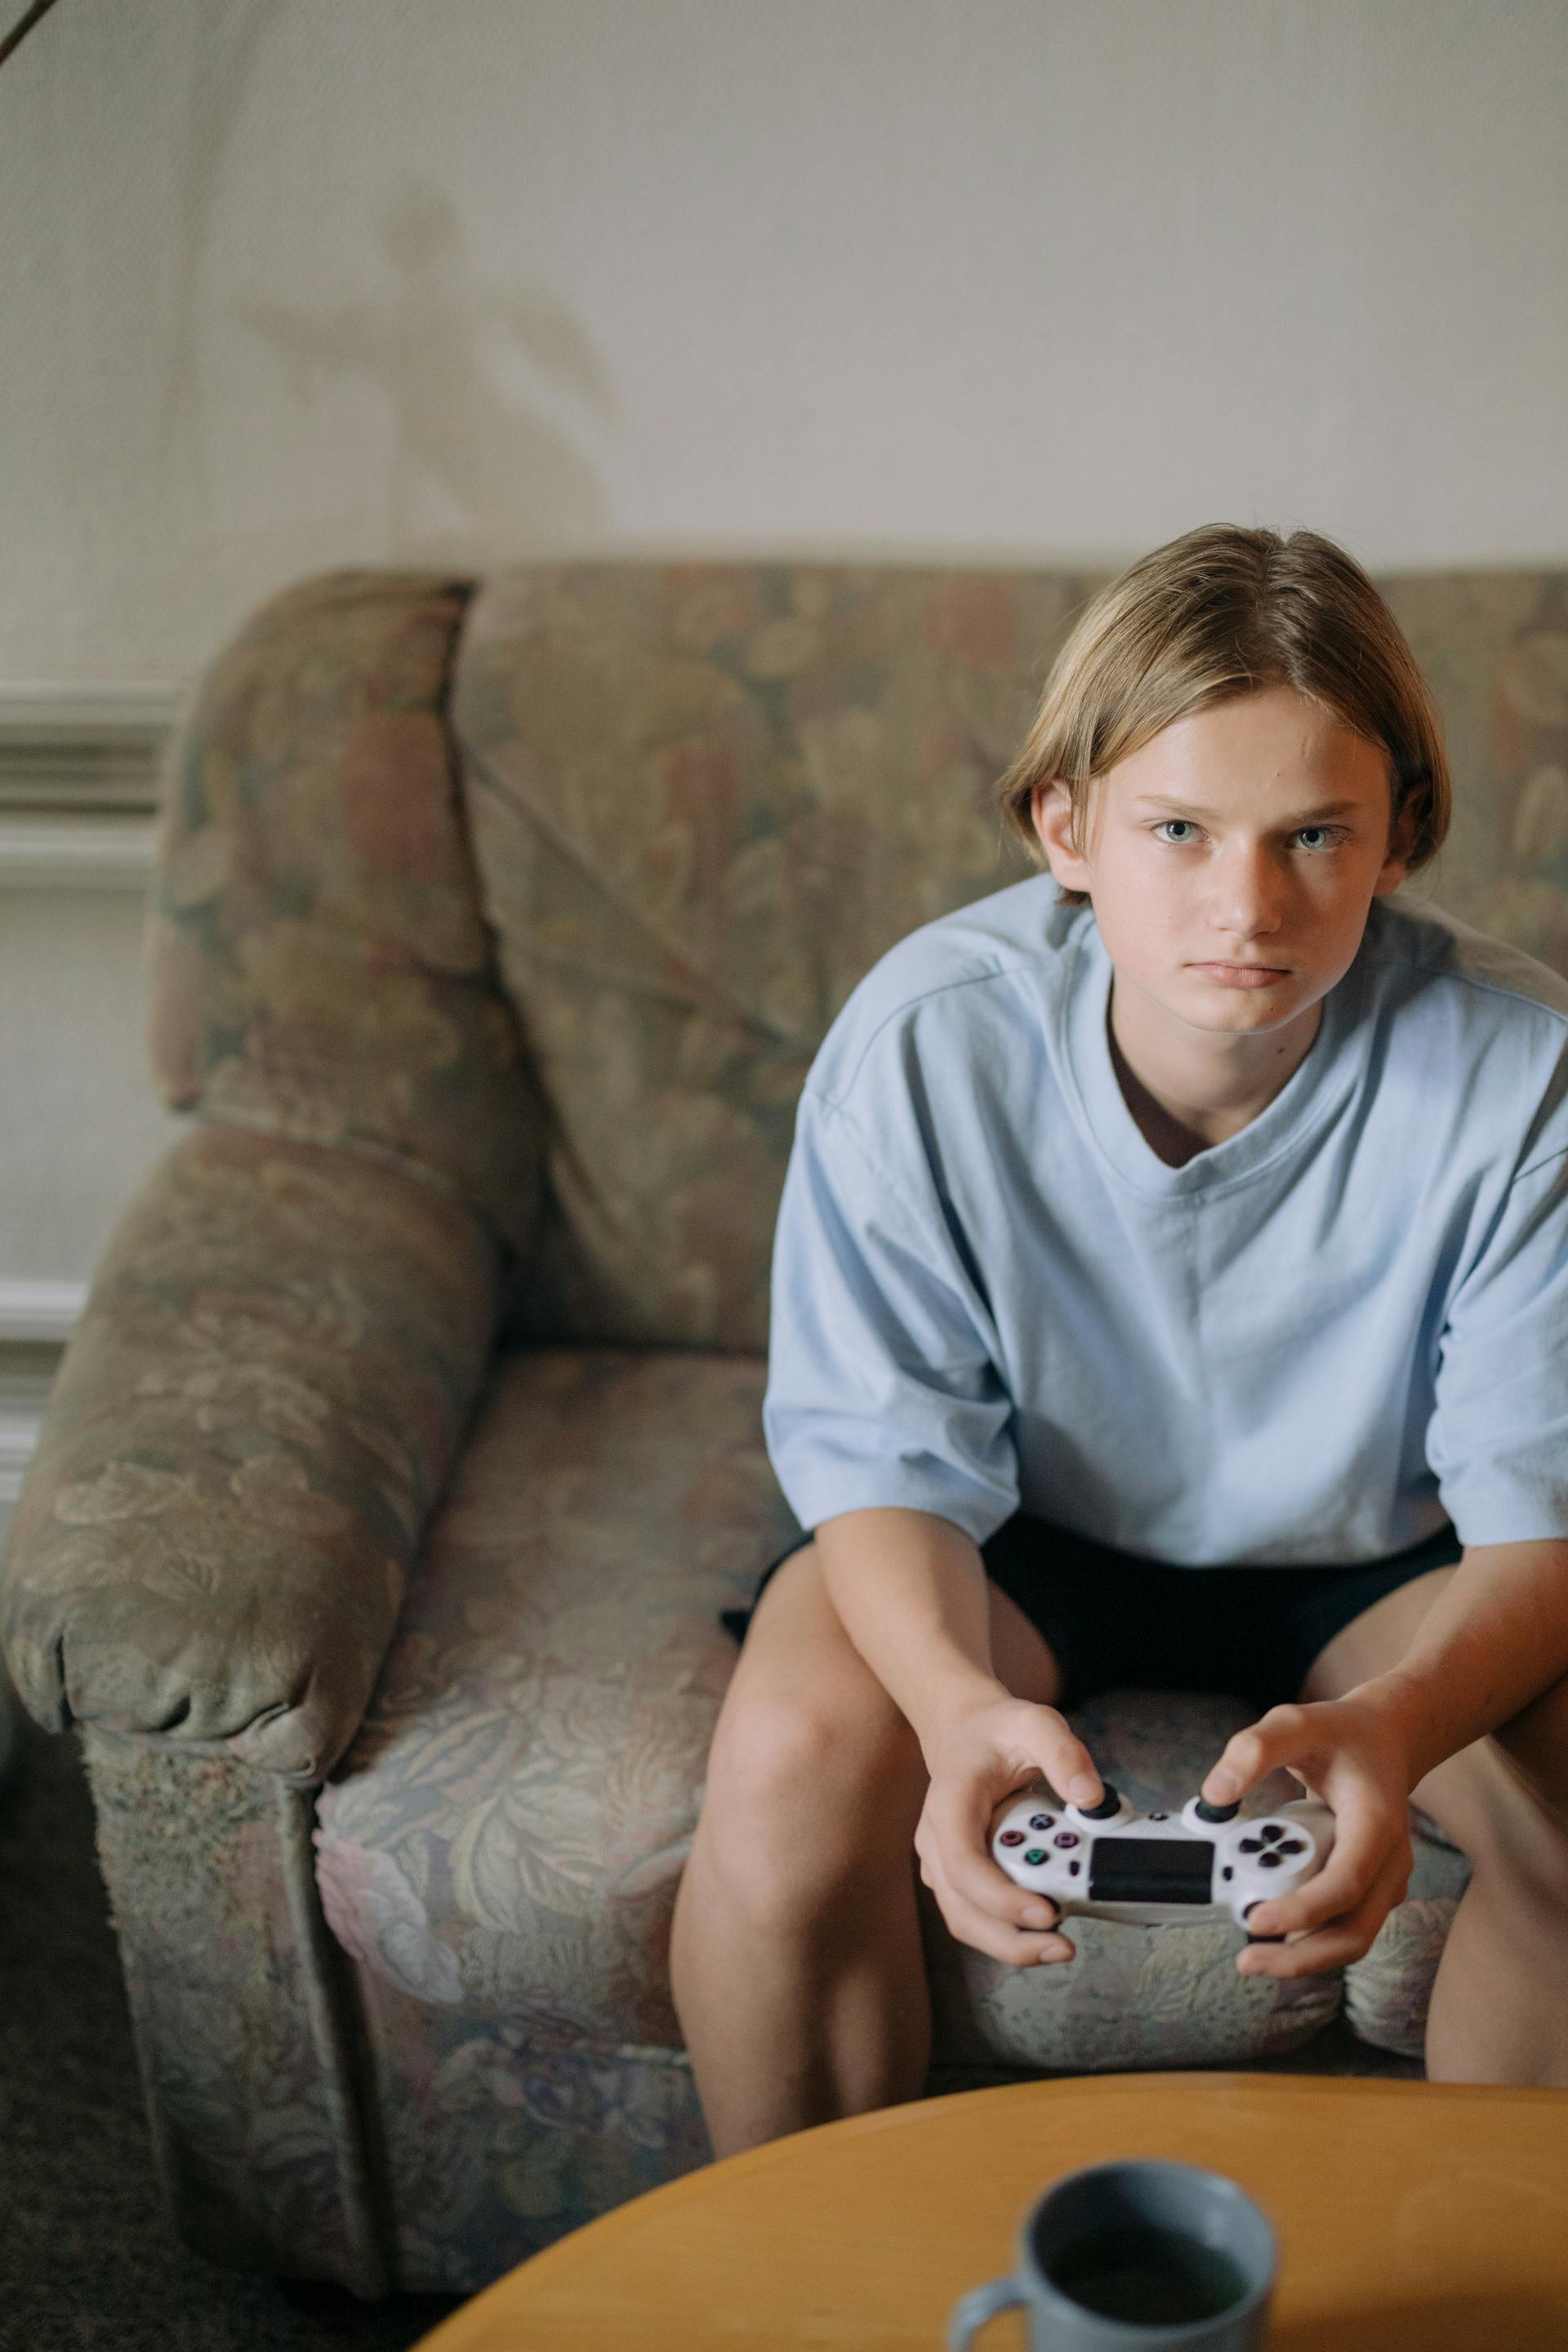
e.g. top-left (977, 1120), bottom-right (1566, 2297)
top-left (2, 0), bottom-right (1566, 688)
top-left (0, 884), bottom-right (181, 1287)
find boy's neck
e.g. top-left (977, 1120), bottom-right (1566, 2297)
top-left (1106, 979), bottom-right (1325, 1167)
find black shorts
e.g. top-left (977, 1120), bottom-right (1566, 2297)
top-left (719, 1512), bottom-right (1465, 1713)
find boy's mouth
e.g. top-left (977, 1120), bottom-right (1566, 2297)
top-left (1190, 962), bottom-right (1290, 987)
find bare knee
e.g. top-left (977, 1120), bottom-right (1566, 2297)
top-left (697, 1597), bottom-right (926, 1932)
top-left (1421, 1735), bottom-right (1568, 1915)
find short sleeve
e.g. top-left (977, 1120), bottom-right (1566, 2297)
top-left (1427, 1144), bottom-right (1568, 1546)
top-left (761, 1089), bottom-right (1018, 1546)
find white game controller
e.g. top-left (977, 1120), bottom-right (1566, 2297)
top-left (989, 1781), bottom-right (1335, 1940)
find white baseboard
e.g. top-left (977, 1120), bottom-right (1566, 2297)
top-left (0, 1282), bottom-right (87, 1343)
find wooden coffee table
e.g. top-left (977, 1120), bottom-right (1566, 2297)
top-left (414, 2072), bottom-right (1568, 2349)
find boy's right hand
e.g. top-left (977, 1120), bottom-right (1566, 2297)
top-left (914, 1695), bottom-right (1105, 1968)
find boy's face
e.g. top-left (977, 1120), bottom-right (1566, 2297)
top-left (1030, 686), bottom-right (1412, 1048)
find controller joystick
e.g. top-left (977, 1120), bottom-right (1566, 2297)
top-left (1074, 1781), bottom-right (1125, 1821)
top-left (990, 1784), bottom-right (1334, 1933)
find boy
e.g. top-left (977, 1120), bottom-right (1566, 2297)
top-left (669, 524), bottom-right (1568, 2157)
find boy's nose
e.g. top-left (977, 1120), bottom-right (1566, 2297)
top-left (1206, 871), bottom-right (1291, 933)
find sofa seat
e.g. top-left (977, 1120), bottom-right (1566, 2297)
top-left (311, 1343), bottom-right (1470, 2287)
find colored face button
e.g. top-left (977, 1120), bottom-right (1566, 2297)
top-left (1028, 1814), bottom-right (1056, 1831)
top-left (1053, 1832), bottom-right (1080, 1849)
top-left (1023, 1848), bottom-right (1049, 1866)
top-left (1000, 1831), bottom-right (1026, 1846)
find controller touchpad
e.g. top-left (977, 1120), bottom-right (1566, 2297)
top-left (1088, 1837), bottom-right (1214, 1905)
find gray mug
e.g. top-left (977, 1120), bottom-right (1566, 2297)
top-left (948, 2158), bottom-right (1277, 2349)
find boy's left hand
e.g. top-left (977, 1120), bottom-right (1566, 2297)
top-left (1199, 1691), bottom-right (1419, 1977)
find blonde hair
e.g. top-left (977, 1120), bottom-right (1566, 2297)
top-left (996, 523), bottom-right (1451, 910)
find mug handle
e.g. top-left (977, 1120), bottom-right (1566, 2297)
top-left (948, 2272), bottom-right (1027, 2349)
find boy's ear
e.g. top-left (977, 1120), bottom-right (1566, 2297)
top-left (1376, 788), bottom-right (1418, 894)
top-left (1031, 777), bottom-right (1094, 889)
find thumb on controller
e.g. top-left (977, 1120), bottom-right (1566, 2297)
top-left (1027, 1719), bottom-right (1104, 1812)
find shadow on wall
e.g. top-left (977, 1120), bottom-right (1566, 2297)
top-left (235, 177), bottom-right (615, 558)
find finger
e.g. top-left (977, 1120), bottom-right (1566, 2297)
top-left (927, 1775), bottom-right (1094, 1930)
top-left (1041, 1725), bottom-right (1106, 1810)
top-left (945, 1793), bottom-right (1085, 1931)
top-left (918, 1784), bottom-right (1060, 1934)
top-left (1239, 1851), bottom-right (1406, 1978)
top-left (924, 1780), bottom-right (1019, 1922)
top-left (1237, 1847), bottom-right (1409, 1980)
top-left (943, 1820), bottom-right (1069, 1933)
top-left (1245, 1802), bottom-right (1406, 1940)
top-left (991, 1702), bottom-right (1106, 1812)
top-left (1201, 1704), bottom-right (1315, 1808)
top-left (931, 1874), bottom-right (1077, 1968)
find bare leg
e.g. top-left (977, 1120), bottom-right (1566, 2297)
top-left (670, 1539), bottom-right (1062, 2158)
top-left (1300, 1568), bottom-right (1568, 2085)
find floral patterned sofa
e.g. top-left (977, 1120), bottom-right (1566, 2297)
top-left (2, 559), bottom-right (1564, 2296)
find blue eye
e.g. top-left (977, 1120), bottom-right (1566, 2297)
top-left (1152, 821), bottom-right (1346, 851)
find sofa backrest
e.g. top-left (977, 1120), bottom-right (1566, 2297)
top-left (450, 560), bottom-right (1568, 1353)
top-left (449, 564), bottom-right (1100, 1349)
top-left (154, 559), bottom-right (1568, 1356)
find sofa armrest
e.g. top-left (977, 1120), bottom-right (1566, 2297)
top-left (0, 1122), bottom-right (501, 1782)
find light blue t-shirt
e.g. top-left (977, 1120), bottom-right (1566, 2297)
top-left (761, 877), bottom-right (1568, 1566)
